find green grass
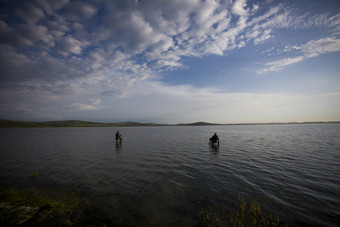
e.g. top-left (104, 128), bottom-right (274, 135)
top-left (200, 195), bottom-right (281, 227)
top-left (1, 186), bottom-right (284, 226)
top-left (0, 186), bottom-right (93, 226)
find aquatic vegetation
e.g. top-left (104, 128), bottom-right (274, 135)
top-left (29, 171), bottom-right (38, 179)
top-left (200, 195), bottom-right (281, 227)
top-left (200, 208), bottom-right (225, 227)
top-left (0, 186), bottom-right (94, 226)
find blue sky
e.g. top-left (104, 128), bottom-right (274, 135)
top-left (0, 0), bottom-right (339, 123)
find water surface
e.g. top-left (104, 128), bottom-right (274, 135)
top-left (1, 124), bottom-right (339, 226)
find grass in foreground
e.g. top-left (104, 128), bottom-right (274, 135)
top-left (1, 172), bottom-right (282, 226)
top-left (200, 195), bottom-right (282, 227)
top-left (1, 187), bottom-right (284, 226)
top-left (0, 186), bottom-right (93, 226)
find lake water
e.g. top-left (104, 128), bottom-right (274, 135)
top-left (1, 124), bottom-right (340, 226)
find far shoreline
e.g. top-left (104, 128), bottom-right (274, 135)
top-left (0, 119), bottom-right (339, 128)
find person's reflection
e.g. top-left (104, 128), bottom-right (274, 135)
top-left (115, 142), bottom-right (122, 152)
top-left (210, 145), bottom-right (219, 154)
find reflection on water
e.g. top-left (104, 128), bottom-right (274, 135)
top-left (1, 124), bottom-right (340, 226)
top-left (209, 143), bottom-right (219, 153)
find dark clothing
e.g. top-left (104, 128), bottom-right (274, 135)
top-left (211, 133), bottom-right (219, 142)
top-left (115, 131), bottom-right (122, 141)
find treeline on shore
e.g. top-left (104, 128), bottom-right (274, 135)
top-left (0, 119), bottom-right (339, 128)
top-left (0, 119), bottom-right (166, 128)
top-left (0, 119), bottom-right (220, 128)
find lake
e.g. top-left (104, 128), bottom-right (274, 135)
top-left (0, 124), bottom-right (339, 226)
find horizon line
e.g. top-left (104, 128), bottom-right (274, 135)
top-left (1, 119), bottom-right (340, 126)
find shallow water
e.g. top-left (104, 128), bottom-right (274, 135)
top-left (1, 124), bottom-right (340, 226)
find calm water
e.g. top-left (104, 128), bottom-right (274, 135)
top-left (1, 124), bottom-right (339, 226)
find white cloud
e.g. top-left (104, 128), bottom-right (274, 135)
top-left (232, 0), bottom-right (248, 16)
top-left (0, 0), bottom-right (297, 76)
top-left (258, 37), bottom-right (340, 74)
top-left (1, 0), bottom-right (340, 122)
top-left (246, 30), bottom-right (259, 39)
top-left (71, 102), bottom-right (98, 110)
top-left (152, 60), bottom-right (183, 69)
top-left (56, 35), bottom-right (83, 56)
top-left (257, 56), bottom-right (304, 74)
top-left (195, 0), bottom-right (219, 24)
top-left (329, 13), bottom-right (340, 34)
top-left (91, 99), bottom-right (101, 105)
top-left (252, 3), bottom-right (259, 12)
top-left (253, 29), bottom-right (272, 44)
top-left (301, 37), bottom-right (340, 57)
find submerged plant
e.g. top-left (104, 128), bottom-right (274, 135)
top-left (29, 171), bottom-right (38, 179)
top-left (200, 208), bottom-right (225, 227)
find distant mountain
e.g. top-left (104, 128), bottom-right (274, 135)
top-left (176, 122), bottom-right (219, 126)
top-left (105, 121), bottom-right (167, 127)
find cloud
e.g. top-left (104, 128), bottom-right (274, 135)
top-left (253, 29), bottom-right (271, 44)
top-left (301, 37), bottom-right (340, 57)
top-left (257, 56), bottom-right (304, 74)
top-left (232, 0), bottom-right (248, 16)
top-left (258, 37), bottom-right (340, 74)
top-left (34, 0), bottom-right (70, 15)
top-left (0, 0), bottom-right (294, 78)
top-left (63, 1), bottom-right (97, 21)
top-left (14, 2), bottom-right (45, 25)
top-left (70, 102), bottom-right (98, 110)
top-left (152, 59), bottom-right (183, 69)
top-left (0, 21), bottom-right (54, 48)
top-left (248, 6), bottom-right (281, 27)
top-left (0, 0), bottom-right (339, 122)
top-left (97, 81), bottom-right (340, 123)
top-left (0, 0), bottom-right (337, 82)
top-left (56, 35), bottom-right (83, 56)
top-left (329, 13), bottom-right (340, 34)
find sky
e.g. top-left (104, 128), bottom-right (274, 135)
top-left (0, 0), bottom-right (339, 124)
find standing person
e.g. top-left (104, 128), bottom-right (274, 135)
top-left (210, 133), bottom-right (219, 146)
top-left (115, 131), bottom-right (122, 144)
top-left (211, 133), bottom-right (219, 142)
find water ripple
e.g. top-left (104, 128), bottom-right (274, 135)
top-left (1, 125), bottom-right (340, 226)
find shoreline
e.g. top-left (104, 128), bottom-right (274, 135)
top-left (1, 119), bottom-right (339, 128)
top-left (0, 185), bottom-right (283, 226)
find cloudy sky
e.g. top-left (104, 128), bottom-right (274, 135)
top-left (0, 0), bottom-right (339, 123)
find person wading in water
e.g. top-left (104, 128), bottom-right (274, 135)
top-left (115, 131), bottom-right (122, 144)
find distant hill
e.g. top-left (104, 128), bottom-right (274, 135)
top-left (1, 119), bottom-right (338, 128)
top-left (0, 119), bottom-right (220, 128)
top-left (0, 119), bottom-right (101, 128)
top-left (0, 119), bottom-right (166, 128)
top-left (176, 121), bottom-right (219, 126)
top-left (105, 121), bottom-right (167, 127)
